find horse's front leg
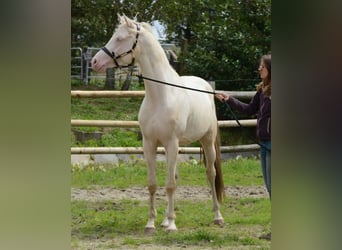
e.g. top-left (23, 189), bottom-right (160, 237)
top-left (161, 166), bottom-right (178, 228)
top-left (162, 139), bottom-right (179, 231)
top-left (143, 139), bottom-right (158, 234)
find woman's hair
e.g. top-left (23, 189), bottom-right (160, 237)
top-left (257, 54), bottom-right (271, 97)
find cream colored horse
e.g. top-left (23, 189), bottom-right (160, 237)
top-left (92, 15), bottom-right (224, 233)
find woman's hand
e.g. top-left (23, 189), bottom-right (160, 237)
top-left (215, 93), bottom-right (229, 102)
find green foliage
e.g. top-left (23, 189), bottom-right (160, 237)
top-left (171, 0), bottom-right (271, 85)
top-left (220, 127), bottom-right (257, 145)
top-left (71, 0), bottom-right (159, 47)
top-left (71, 0), bottom-right (271, 85)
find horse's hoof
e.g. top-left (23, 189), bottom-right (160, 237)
top-left (144, 227), bottom-right (156, 235)
top-left (160, 219), bottom-right (169, 228)
top-left (166, 227), bottom-right (178, 233)
top-left (214, 219), bottom-right (224, 227)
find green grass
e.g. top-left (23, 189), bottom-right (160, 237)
top-left (71, 157), bottom-right (264, 188)
top-left (71, 157), bottom-right (270, 249)
top-left (71, 197), bottom-right (270, 249)
top-left (71, 97), bottom-right (141, 121)
top-left (71, 96), bottom-right (143, 145)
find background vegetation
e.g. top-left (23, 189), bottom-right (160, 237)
top-left (72, 0), bottom-right (271, 90)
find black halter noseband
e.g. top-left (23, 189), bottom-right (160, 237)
top-left (101, 23), bottom-right (140, 68)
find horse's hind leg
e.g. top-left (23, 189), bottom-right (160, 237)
top-left (201, 139), bottom-right (224, 226)
top-left (143, 139), bottom-right (158, 233)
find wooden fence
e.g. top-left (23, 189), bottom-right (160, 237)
top-left (71, 90), bottom-right (259, 154)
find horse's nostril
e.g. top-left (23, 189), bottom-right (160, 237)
top-left (93, 59), bottom-right (96, 64)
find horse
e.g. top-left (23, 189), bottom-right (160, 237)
top-left (92, 14), bottom-right (225, 233)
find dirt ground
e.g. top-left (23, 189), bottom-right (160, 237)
top-left (72, 186), bottom-right (269, 249)
top-left (71, 185), bottom-right (268, 202)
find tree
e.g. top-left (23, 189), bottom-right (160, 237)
top-left (71, 0), bottom-right (271, 89)
top-left (71, 0), bottom-right (160, 47)
top-left (153, 0), bottom-right (271, 89)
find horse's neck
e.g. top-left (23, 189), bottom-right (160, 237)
top-left (137, 45), bottom-right (179, 102)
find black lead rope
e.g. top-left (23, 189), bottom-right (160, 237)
top-left (137, 74), bottom-right (216, 95)
top-left (136, 74), bottom-right (270, 153)
top-left (224, 102), bottom-right (271, 152)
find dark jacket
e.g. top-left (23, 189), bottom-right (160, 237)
top-left (226, 90), bottom-right (271, 141)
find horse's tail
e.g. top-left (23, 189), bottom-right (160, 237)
top-left (214, 122), bottom-right (225, 203)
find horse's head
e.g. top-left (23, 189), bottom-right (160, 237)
top-left (92, 14), bottom-right (141, 73)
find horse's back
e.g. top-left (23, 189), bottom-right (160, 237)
top-left (180, 75), bottom-right (214, 93)
top-left (179, 75), bottom-right (216, 113)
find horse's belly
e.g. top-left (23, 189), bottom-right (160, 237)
top-left (179, 120), bottom-right (214, 145)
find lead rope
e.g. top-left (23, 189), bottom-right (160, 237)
top-left (135, 73), bottom-right (270, 152)
top-left (136, 74), bottom-right (216, 95)
top-left (223, 102), bottom-right (271, 152)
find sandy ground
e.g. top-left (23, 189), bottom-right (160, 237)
top-left (71, 185), bottom-right (268, 202)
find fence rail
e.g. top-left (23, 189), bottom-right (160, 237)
top-left (71, 90), bottom-right (258, 155)
top-left (71, 90), bottom-right (256, 99)
top-left (71, 145), bottom-right (260, 154)
top-left (71, 119), bottom-right (256, 128)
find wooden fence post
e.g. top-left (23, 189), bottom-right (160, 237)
top-left (105, 67), bottom-right (115, 89)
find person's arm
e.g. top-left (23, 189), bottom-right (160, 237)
top-left (215, 91), bottom-right (260, 116)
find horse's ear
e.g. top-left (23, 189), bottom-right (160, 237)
top-left (117, 13), bottom-right (125, 24)
top-left (123, 15), bottom-right (135, 29)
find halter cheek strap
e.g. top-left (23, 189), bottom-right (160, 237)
top-left (101, 23), bottom-right (140, 68)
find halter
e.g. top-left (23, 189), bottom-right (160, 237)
top-left (101, 23), bottom-right (140, 68)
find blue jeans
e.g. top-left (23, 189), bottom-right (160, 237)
top-left (260, 141), bottom-right (271, 199)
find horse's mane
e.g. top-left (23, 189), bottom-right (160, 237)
top-left (118, 18), bottom-right (152, 34)
top-left (119, 16), bottom-right (171, 67)
top-left (138, 21), bottom-right (172, 66)
top-left (141, 22), bottom-right (153, 33)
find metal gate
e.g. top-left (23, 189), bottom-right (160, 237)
top-left (71, 47), bottom-right (106, 84)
